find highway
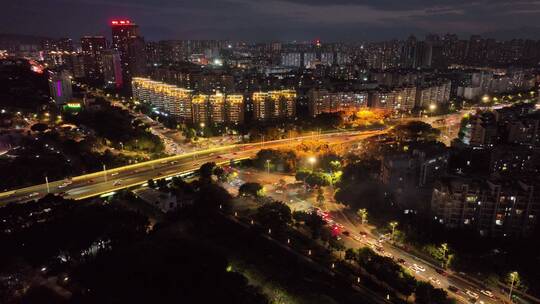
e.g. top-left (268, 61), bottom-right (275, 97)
top-left (0, 129), bottom-right (385, 206)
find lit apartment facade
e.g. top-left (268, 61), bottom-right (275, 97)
top-left (370, 86), bottom-right (417, 112)
top-left (431, 177), bottom-right (540, 237)
top-left (308, 89), bottom-right (369, 117)
top-left (132, 77), bottom-right (244, 124)
top-left (252, 90), bottom-right (296, 121)
top-left (415, 81), bottom-right (451, 108)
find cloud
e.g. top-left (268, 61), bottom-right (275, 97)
top-left (1, 0), bottom-right (540, 40)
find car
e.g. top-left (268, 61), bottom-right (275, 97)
top-left (429, 277), bottom-right (441, 285)
top-left (275, 190), bottom-right (283, 194)
top-left (156, 172), bottom-right (163, 176)
top-left (413, 264), bottom-right (426, 272)
top-left (480, 290), bottom-right (494, 298)
top-left (87, 179), bottom-right (95, 184)
top-left (359, 231), bottom-right (367, 237)
top-left (170, 161), bottom-right (178, 165)
top-left (113, 180), bottom-right (122, 186)
top-left (435, 269), bottom-right (448, 276)
top-left (465, 290), bottom-right (479, 299)
top-left (111, 172), bottom-right (119, 176)
top-left (448, 285), bottom-right (459, 293)
top-left (342, 231), bottom-right (350, 236)
top-left (397, 258), bottom-right (406, 264)
top-left (28, 192), bottom-right (39, 198)
top-left (408, 265), bottom-right (419, 273)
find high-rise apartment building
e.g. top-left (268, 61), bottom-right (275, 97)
top-left (48, 70), bottom-right (73, 105)
top-left (415, 81), bottom-right (451, 109)
top-left (132, 78), bottom-right (244, 124)
top-left (280, 53), bottom-right (301, 68)
top-left (41, 38), bottom-right (74, 67)
top-left (102, 50), bottom-right (123, 88)
top-left (111, 20), bottom-right (146, 88)
top-left (81, 36), bottom-right (107, 79)
top-left (252, 90), bottom-right (296, 121)
top-left (370, 86), bottom-right (417, 112)
top-left (308, 89), bottom-right (368, 117)
top-left (432, 177), bottom-right (539, 237)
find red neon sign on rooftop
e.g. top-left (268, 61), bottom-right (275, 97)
top-left (111, 20), bottom-right (132, 25)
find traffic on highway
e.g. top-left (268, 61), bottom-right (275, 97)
top-left (0, 130), bottom-right (385, 206)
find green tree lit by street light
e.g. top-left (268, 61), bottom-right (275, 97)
top-left (389, 221), bottom-right (398, 241)
top-left (357, 208), bottom-right (368, 225)
top-left (507, 271), bottom-right (520, 301)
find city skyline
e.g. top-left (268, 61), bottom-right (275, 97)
top-left (1, 2), bottom-right (540, 303)
top-left (3, 0), bottom-right (540, 41)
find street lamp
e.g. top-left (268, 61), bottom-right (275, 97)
top-left (45, 176), bottom-right (50, 193)
top-left (199, 122), bottom-right (205, 137)
top-left (389, 221), bottom-right (398, 241)
top-left (508, 271), bottom-right (520, 301)
top-left (266, 159), bottom-right (271, 174)
top-left (429, 104), bottom-right (437, 112)
top-left (308, 156), bottom-right (317, 171)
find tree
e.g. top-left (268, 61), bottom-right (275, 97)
top-left (183, 128), bottom-right (196, 140)
top-left (156, 178), bottom-right (168, 190)
top-left (213, 166), bottom-right (225, 181)
top-left (316, 188), bottom-right (325, 205)
top-left (507, 271), bottom-right (521, 300)
top-left (255, 201), bottom-right (292, 232)
top-left (357, 208), bottom-right (368, 225)
top-left (389, 221), bottom-right (399, 241)
top-left (328, 237), bottom-right (346, 255)
top-left (304, 212), bottom-right (326, 239)
top-left (195, 183), bottom-right (232, 212)
top-left (389, 121), bottom-right (440, 142)
top-left (31, 123), bottom-right (48, 132)
top-left (239, 182), bottom-right (264, 197)
top-left (199, 162), bottom-right (216, 180)
top-left (148, 179), bottom-right (156, 188)
top-left (415, 281), bottom-right (453, 304)
top-left (295, 170), bottom-right (310, 182)
top-left (305, 172), bottom-right (331, 188)
top-left (254, 149), bottom-right (297, 172)
top-left (344, 248), bottom-right (356, 261)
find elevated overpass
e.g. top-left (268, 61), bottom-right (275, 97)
top-left (0, 129), bottom-right (385, 206)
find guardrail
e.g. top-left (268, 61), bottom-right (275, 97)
top-left (0, 130), bottom-right (374, 198)
top-left (74, 157), bottom-right (248, 200)
top-left (0, 129), bottom-right (385, 204)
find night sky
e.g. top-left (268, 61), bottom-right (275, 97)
top-left (3, 0), bottom-right (540, 41)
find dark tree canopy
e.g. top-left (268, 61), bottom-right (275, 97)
top-left (239, 182), bottom-right (264, 197)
